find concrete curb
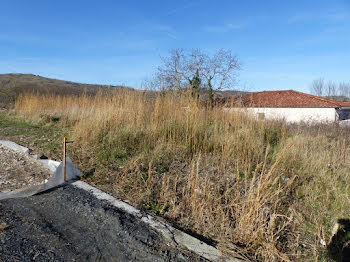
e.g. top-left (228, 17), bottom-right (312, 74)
top-left (72, 181), bottom-right (242, 262)
top-left (0, 140), bottom-right (243, 262)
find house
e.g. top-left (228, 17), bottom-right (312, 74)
top-left (217, 90), bottom-right (350, 123)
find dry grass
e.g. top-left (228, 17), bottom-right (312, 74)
top-left (14, 91), bottom-right (350, 261)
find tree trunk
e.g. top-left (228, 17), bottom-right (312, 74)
top-left (208, 80), bottom-right (214, 109)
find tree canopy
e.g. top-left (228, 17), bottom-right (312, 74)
top-left (155, 48), bottom-right (241, 105)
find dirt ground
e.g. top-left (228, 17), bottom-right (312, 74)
top-left (0, 144), bottom-right (52, 192)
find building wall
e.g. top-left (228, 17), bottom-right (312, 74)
top-left (224, 107), bottom-right (338, 123)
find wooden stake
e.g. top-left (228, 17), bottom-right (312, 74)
top-left (63, 137), bottom-right (67, 182)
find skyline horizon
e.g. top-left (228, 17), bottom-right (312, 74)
top-left (2, 72), bottom-right (349, 97)
top-left (1, 0), bottom-right (349, 93)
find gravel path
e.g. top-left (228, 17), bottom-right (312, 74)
top-left (0, 144), bottom-right (52, 192)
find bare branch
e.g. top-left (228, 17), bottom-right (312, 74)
top-left (155, 48), bottom-right (241, 107)
top-left (309, 78), bottom-right (325, 96)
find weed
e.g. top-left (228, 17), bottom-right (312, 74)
top-left (11, 91), bottom-right (350, 261)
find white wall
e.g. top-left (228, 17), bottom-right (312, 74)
top-left (224, 107), bottom-right (338, 123)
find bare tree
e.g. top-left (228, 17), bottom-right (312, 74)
top-left (142, 73), bottom-right (163, 91)
top-left (156, 48), bottom-right (241, 106)
top-left (339, 82), bottom-right (350, 98)
top-left (157, 49), bottom-right (204, 91)
top-left (326, 81), bottom-right (338, 97)
top-left (309, 78), bottom-right (350, 100)
top-left (309, 78), bottom-right (325, 96)
top-left (202, 49), bottom-right (240, 107)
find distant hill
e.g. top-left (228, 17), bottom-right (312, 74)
top-left (0, 73), bottom-right (249, 108)
top-left (0, 74), bottom-right (133, 108)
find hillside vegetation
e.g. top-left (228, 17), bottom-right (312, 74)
top-left (0, 73), bottom-right (132, 108)
top-left (0, 74), bottom-right (250, 109)
top-left (9, 91), bottom-right (350, 261)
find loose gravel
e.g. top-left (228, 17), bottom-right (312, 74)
top-left (0, 144), bottom-right (52, 192)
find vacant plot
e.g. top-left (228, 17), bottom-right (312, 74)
top-left (2, 91), bottom-right (350, 261)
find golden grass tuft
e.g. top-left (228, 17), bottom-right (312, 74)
top-left (14, 91), bottom-right (350, 261)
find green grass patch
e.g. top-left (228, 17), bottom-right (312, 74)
top-left (0, 111), bottom-right (67, 159)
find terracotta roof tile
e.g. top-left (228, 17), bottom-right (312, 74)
top-left (217, 90), bottom-right (350, 108)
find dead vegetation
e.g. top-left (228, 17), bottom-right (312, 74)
top-left (12, 91), bottom-right (350, 261)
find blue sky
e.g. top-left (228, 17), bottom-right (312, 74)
top-left (0, 0), bottom-right (349, 92)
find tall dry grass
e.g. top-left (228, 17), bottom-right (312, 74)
top-left (15, 91), bottom-right (350, 261)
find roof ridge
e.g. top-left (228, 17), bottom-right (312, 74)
top-left (252, 90), bottom-right (350, 106)
top-left (235, 89), bottom-right (350, 107)
top-left (291, 90), bottom-right (350, 106)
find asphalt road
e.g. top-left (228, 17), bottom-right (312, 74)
top-left (0, 184), bottom-right (205, 262)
